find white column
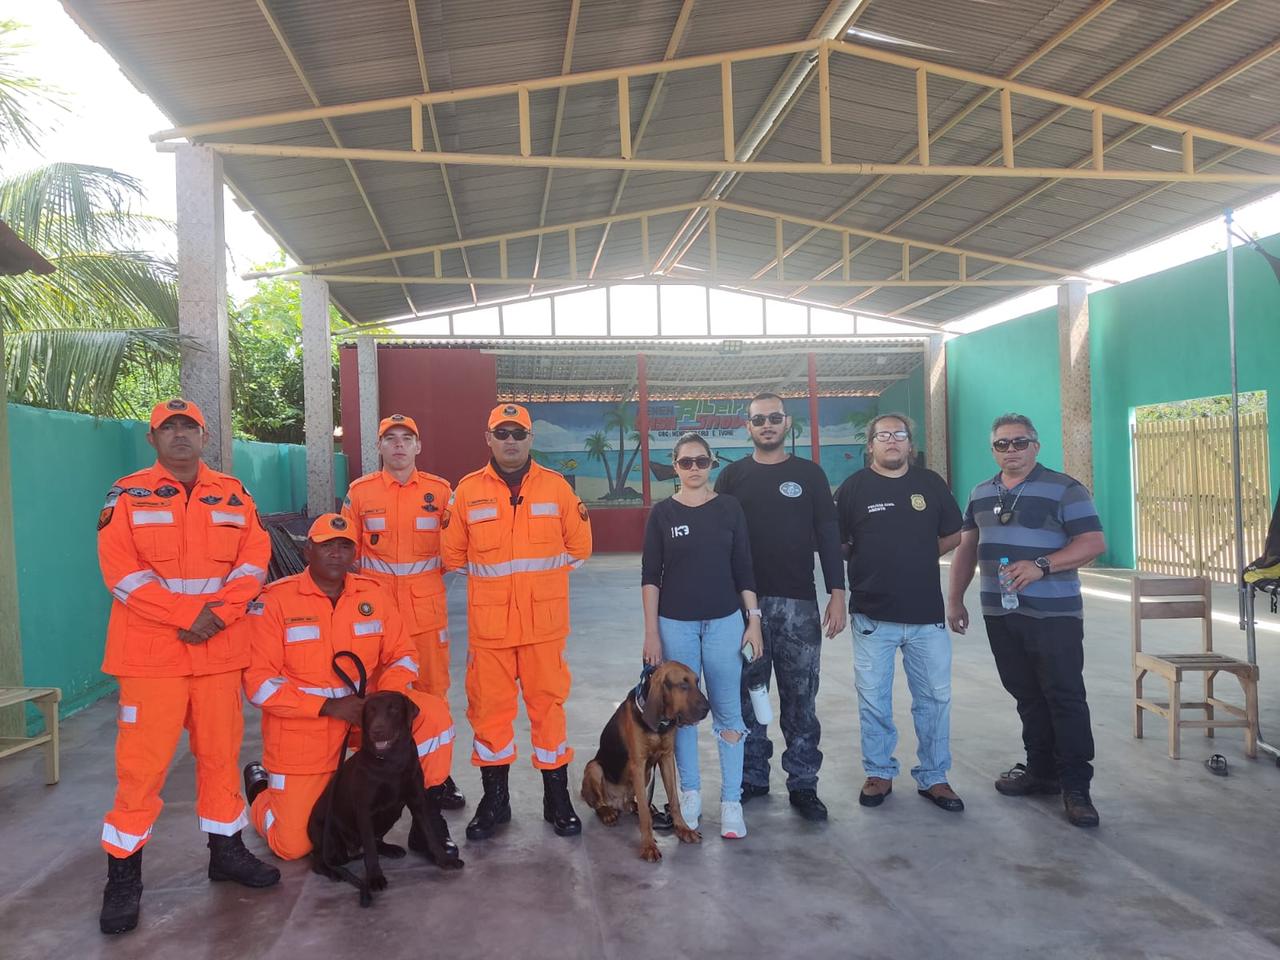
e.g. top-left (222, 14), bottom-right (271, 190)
top-left (356, 335), bottom-right (380, 476)
top-left (925, 333), bottom-right (949, 482)
top-left (301, 276), bottom-right (334, 514)
top-left (1057, 282), bottom-right (1093, 489)
top-left (175, 144), bottom-right (231, 470)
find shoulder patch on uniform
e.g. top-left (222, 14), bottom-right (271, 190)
top-left (577, 501), bottom-right (589, 521)
top-left (97, 506), bottom-right (114, 531)
top-left (155, 484), bottom-right (180, 499)
top-left (441, 508), bottom-right (451, 530)
top-left (199, 494), bottom-right (223, 505)
top-left (125, 487), bottom-right (153, 498)
top-left (247, 600), bottom-right (266, 616)
top-left (227, 493), bottom-right (243, 507)
top-left (102, 485), bottom-right (124, 509)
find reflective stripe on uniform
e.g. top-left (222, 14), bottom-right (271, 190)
top-left (528, 502), bottom-right (559, 517)
top-left (359, 556), bottom-right (441, 576)
top-left (199, 808), bottom-right (249, 836)
top-left (466, 553), bottom-right (576, 578)
top-left (250, 676), bottom-right (287, 706)
top-left (415, 516), bottom-right (439, 531)
top-left (263, 809), bottom-right (276, 832)
top-left (472, 737), bottom-right (516, 762)
top-left (388, 655), bottom-right (419, 675)
top-left (118, 704), bottom-right (138, 724)
top-left (365, 516), bottom-right (387, 532)
top-left (162, 575), bottom-right (224, 595)
top-left (210, 511), bottom-right (246, 526)
top-left (111, 569), bottom-right (161, 602)
top-left (131, 510), bottom-right (174, 526)
top-left (352, 620), bottom-right (383, 636)
top-left (533, 740), bottom-right (570, 765)
top-left (438, 629), bottom-right (449, 646)
top-left (286, 625), bottom-right (321, 643)
top-left (417, 725), bottom-right (456, 758)
top-left (102, 822), bottom-right (152, 853)
top-left (268, 773), bottom-right (286, 791)
top-left (468, 506), bottom-right (498, 523)
top-left (226, 563), bottom-right (267, 587)
top-left (299, 685), bottom-right (350, 698)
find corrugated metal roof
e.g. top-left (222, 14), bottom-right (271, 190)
top-left (61, 0), bottom-right (1280, 326)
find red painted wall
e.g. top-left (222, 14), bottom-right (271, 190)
top-left (588, 506), bottom-right (649, 554)
top-left (339, 346), bottom-right (497, 486)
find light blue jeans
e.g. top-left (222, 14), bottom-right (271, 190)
top-left (851, 612), bottom-right (953, 790)
top-left (659, 612), bottom-right (746, 802)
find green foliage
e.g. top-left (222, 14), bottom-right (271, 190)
top-left (1135, 391), bottom-right (1266, 422)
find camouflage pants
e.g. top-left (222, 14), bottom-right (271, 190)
top-left (741, 596), bottom-right (823, 792)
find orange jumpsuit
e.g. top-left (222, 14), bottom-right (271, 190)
top-left (342, 469), bottom-right (453, 696)
top-left (241, 570), bottom-right (455, 861)
top-left (97, 462), bottom-right (270, 858)
top-left (441, 460), bottom-right (592, 770)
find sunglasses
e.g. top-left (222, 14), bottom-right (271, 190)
top-left (872, 430), bottom-right (910, 442)
top-left (674, 456), bottom-right (713, 470)
top-left (492, 427), bottom-right (529, 441)
top-left (992, 437), bottom-right (1034, 452)
top-left (748, 413), bottom-right (786, 426)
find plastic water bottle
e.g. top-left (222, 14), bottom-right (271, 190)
top-left (742, 642), bottom-right (773, 725)
top-left (998, 556), bottom-right (1020, 610)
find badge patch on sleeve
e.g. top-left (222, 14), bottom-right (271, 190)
top-left (577, 501), bottom-right (589, 521)
top-left (441, 509), bottom-right (451, 530)
top-left (97, 506), bottom-right (114, 531)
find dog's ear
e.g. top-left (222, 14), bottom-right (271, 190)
top-left (642, 666), bottom-right (666, 729)
top-left (404, 693), bottom-right (420, 721)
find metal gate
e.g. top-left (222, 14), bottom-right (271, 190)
top-left (1133, 412), bottom-right (1271, 583)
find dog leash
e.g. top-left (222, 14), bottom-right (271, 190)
top-left (319, 651), bottom-right (368, 883)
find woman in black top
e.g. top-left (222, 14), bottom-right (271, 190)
top-left (641, 433), bottom-right (761, 840)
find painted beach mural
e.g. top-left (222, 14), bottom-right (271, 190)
top-left (525, 396), bottom-right (884, 507)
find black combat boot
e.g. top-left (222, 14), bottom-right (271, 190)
top-left (439, 774), bottom-right (466, 810)
top-left (207, 831), bottom-right (281, 887)
top-left (243, 762), bottom-right (269, 807)
top-left (409, 785), bottom-right (460, 860)
top-left (465, 765), bottom-right (512, 840)
top-left (99, 850), bottom-right (143, 935)
top-left (541, 766), bottom-right (582, 837)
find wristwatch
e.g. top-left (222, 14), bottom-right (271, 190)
top-left (1034, 556), bottom-right (1052, 574)
top-left (746, 608), bottom-right (763, 618)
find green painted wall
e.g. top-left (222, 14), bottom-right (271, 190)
top-left (946, 233), bottom-right (1280, 569)
top-left (7, 405), bottom-right (348, 721)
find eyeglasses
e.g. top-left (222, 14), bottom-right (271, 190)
top-left (992, 437), bottom-right (1035, 452)
top-left (492, 427), bottom-right (529, 441)
top-left (674, 456), bottom-right (713, 470)
top-left (748, 413), bottom-right (786, 426)
top-left (871, 430), bottom-right (910, 442)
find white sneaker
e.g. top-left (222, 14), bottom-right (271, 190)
top-left (721, 800), bottom-right (746, 839)
top-left (679, 788), bottom-right (701, 830)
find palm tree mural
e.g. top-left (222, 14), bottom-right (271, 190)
top-left (602, 401), bottom-right (637, 493)
top-left (844, 410), bottom-right (874, 443)
top-left (617, 428), bottom-right (643, 493)
top-left (788, 415), bottom-right (807, 456)
top-left (583, 431), bottom-right (614, 496)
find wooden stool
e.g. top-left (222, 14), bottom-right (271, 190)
top-left (0, 687), bottom-right (61, 784)
top-left (1132, 576), bottom-right (1258, 760)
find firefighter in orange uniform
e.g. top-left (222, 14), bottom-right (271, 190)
top-left (442, 402), bottom-right (592, 841)
top-left (340, 413), bottom-right (464, 809)
top-left (96, 399), bottom-right (279, 937)
top-left (241, 514), bottom-right (459, 864)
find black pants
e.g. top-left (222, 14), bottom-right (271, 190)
top-left (984, 613), bottom-right (1094, 790)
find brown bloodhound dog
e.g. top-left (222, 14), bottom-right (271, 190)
top-left (581, 660), bottom-right (710, 861)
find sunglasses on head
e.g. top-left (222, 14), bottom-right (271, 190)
top-left (872, 429), bottom-right (910, 442)
top-left (674, 455), bottom-right (713, 470)
top-left (992, 437), bottom-right (1034, 452)
top-left (492, 427), bottom-right (528, 441)
top-left (748, 413), bottom-right (786, 426)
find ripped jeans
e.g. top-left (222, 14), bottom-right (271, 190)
top-left (659, 612), bottom-right (746, 803)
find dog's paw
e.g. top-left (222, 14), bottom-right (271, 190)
top-left (597, 807), bottom-right (620, 826)
top-left (676, 826), bottom-right (702, 845)
top-left (438, 855), bottom-right (465, 871)
top-left (639, 841), bottom-right (662, 862)
top-left (368, 871), bottom-right (388, 892)
top-left (376, 841), bottom-right (406, 859)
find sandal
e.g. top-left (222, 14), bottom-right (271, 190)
top-left (1204, 754), bottom-right (1229, 777)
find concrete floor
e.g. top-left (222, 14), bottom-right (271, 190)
top-left (4, 556), bottom-right (1280, 960)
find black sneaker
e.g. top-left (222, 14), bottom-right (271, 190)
top-left (994, 763), bottom-right (1061, 797)
top-left (740, 782), bottom-right (769, 803)
top-left (1063, 789), bottom-right (1100, 828)
top-left (788, 789), bottom-right (828, 821)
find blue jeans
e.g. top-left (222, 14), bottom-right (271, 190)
top-left (659, 612), bottom-right (747, 802)
top-left (851, 612), bottom-right (953, 790)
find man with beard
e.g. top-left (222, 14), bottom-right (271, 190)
top-left (713, 392), bottom-right (845, 821)
top-left (834, 413), bottom-right (964, 812)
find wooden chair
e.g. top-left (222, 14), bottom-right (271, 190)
top-left (1132, 576), bottom-right (1258, 760)
top-left (0, 687), bottom-right (61, 784)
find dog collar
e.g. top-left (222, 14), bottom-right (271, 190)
top-left (632, 683), bottom-right (674, 733)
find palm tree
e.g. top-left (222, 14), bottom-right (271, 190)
top-left (583, 431), bottom-right (614, 496)
top-left (788, 414), bottom-right (808, 456)
top-left (0, 21), bottom-right (180, 416)
top-left (617, 428), bottom-right (643, 496)
top-left (844, 410), bottom-right (874, 443)
top-left (602, 401), bottom-right (635, 492)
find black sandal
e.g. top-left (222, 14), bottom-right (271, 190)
top-left (1205, 754), bottom-right (1229, 777)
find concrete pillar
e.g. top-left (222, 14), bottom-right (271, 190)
top-left (1058, 282), bottom-right (1093, 489)
top-left (301, 276), bottom-right (335, 514)
top-left (356, 335), bottom-right (380, 476)
top-left (0, 329), bottom-right (24, 737)
top-left (925, 334), bottom-right (949, 481)
top-left (175, 144), bottom-right (232, 471)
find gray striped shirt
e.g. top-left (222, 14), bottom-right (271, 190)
top-left (961, 463), bottom-right (1103, 619)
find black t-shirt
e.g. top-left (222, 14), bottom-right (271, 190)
top-left (834, 466), bottom-right (963, 624)
top-left (713, 455), bottom-right (845, 602)
top-left (641, 494), bottom-right (756, 621)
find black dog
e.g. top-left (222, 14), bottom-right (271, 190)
top-left (307, 691), bottom-right (463, 906)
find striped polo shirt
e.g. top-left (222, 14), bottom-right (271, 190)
top-left (961, 463), bottom-right (1103, 619)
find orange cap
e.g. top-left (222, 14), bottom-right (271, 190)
top-left (378, 413), bottom-right (419, 438)
top-left (487, 402), bottom-right (532, 431)
top-left (307, 513), bottom-right (356, 544)
top-left (149, 398), bottom-right (206, 431)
